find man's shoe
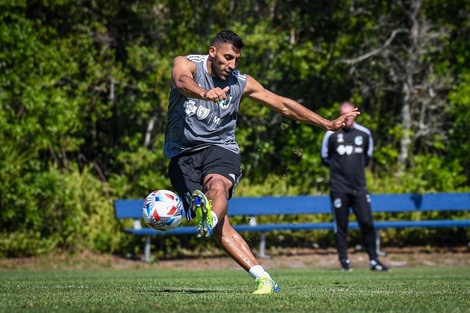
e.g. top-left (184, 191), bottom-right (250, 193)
top-left (370, 259), bottom-right (390, 271)
top-left (253, 277), bottom-right (281, 295)
top-left (340, 259), bottom-right (353, 272)
top-left (191, 190), bottom-right (213, 240)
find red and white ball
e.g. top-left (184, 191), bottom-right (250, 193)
top-left (142, 190), bottom-right (184, 231)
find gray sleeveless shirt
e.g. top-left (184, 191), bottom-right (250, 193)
top-left (164, 54), bottom-right (247, 159)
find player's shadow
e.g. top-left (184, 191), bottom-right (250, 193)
top-left (154, 288), bottom-right (226, 294)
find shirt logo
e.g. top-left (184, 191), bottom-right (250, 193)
top-left (219, 95), bottom-right (232, 109)
top-left (184, 100), bottom-right (197, 115)
top-left (196, 106), bottom-right (210, 120)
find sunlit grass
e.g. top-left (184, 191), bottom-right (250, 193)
top-left (1, 267), bottom-right (469, 312)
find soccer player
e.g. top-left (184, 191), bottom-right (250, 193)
top-left (164, 30), bottom-right (360, 294)
top-left (321, 101), bottom-right (389, 272)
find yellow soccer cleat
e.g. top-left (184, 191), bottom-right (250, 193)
top-left (191, 190), bottom-right (213, 239)
top-left (253, 277), bottom-right (281, 295)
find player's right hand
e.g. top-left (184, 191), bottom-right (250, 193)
top-left (203, 86), bottom-right (230, 103)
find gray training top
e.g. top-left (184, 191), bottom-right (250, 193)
top-left (164, 54), bottom-right (248, 159)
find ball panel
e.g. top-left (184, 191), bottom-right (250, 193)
top-left (142, 189), bottom-right (184, 231)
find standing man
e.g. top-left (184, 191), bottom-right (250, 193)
top-left (321, 101), bottom-right (389, 272)
top-left (164, 30), bottom-right (360, 294)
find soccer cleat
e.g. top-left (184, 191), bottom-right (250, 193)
top-left (370, 259), bottom-right (390, 271)
top-left (191, 190), bottom-right (213, 240)
top-left (340, 259), bottom-right (353, 272)
top-left (253, 277), bottom-right (281, 295)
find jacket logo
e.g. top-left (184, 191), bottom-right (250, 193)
top-left (337, 144), bottom-right (353, 155)
top-left (337, 133), bottom-right (344, 143)
top-left (196, 106), bottom-right (210, 120)
top-left (355, 136), bottom-right (363, 145)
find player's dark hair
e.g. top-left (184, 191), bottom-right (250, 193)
top-left (212, 30), bottom-right (244, 49)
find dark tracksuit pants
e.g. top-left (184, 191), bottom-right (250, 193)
top-left (330, 190), bottom-right (378, 261)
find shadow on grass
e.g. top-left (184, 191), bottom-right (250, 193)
top-left (154, 288), bottom-right (225, 294)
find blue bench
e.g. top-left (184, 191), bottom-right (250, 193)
top-left (114, 192), bottom-right (470, 261)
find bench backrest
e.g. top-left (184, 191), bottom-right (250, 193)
top-left (114, 192), bottom-right (470, 220)
top-left (370, 193), bottom-right (470, 213)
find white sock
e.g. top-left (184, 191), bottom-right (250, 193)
top-left (211, 213), bottom-right (218, 227)
top-left (248, 265), bottom-right (271, 280)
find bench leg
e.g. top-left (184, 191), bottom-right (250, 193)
top-left (376, 230), bottom-right (387, 257)
top-left (257, 232), bottom-right (271, 259)
top-left (144, 235), bottom-right (151, 262)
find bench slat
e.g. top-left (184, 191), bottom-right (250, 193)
top-left (370, 193), bottom-right (470, 212)
top-left (374, 220), bottom-right (470, 229)
top-left (115, 193), bottom-right (470, 220)
top-left (122, 219), bottom-right (470, 236)
top-left (114, 199), bottom-right (145, 219)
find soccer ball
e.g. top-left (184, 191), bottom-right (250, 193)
top-left (142, 189), bottom-right (184, 231)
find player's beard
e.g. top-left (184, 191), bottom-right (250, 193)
top-left (211, 60), bottom-right (229, 81)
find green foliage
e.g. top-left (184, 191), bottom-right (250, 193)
top-left (1, 0), bottom-right (469, 258)
top-left (368, 155), bottom-right (467, 194)
top-left (0, 164), bottom-right (125, 257)
top-left (448, 72), bottom-right (470, 183)
top-left (111, 136), bottom-right (172, 198)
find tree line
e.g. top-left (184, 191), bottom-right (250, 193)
top-left (1, 0), bottom-right (469, 258)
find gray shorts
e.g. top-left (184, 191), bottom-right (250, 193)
top-left (168, 146), bottom-right (242, 216)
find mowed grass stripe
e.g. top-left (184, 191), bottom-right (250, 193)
top-left (1, 267), bottom-right (469, 313)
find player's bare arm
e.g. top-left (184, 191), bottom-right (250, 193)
top-left (244, 75), bottom-right (360, 131)
top-left (171, 56), bottom-right (229, 103)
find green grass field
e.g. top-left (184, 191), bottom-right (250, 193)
top-left (1, 267), bottom-right (469, 313)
